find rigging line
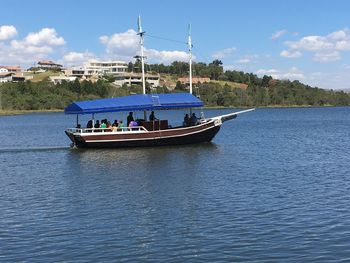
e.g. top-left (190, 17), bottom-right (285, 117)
top-left (193, 47), bottom-right (212, 64)
top-left (145, 33), bottom-right (188, 45)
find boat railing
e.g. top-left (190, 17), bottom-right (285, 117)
top-left (67, 126), bottom-right (149, 134)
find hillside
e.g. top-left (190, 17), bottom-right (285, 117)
top-left (24, 71), bottom-right (60, 82)
top-left (0, 61), bottom-right (350, 112)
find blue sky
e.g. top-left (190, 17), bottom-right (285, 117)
top-left (1, 0), bottom-right (350, 90)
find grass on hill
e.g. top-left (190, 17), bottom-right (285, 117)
top-left (210, 80), bottom-right (248, 89)
top-left (160, 74), bottom-right (247, 90)
top-left (24, 70), bottom-right (60, 82)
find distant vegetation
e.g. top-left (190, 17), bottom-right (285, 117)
top-left (140, 60), bottom-right (350, 107)
top-left (1, 60), bottom-right (350, 112)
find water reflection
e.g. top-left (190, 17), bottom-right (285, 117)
top-left (62, 143), bottom-right (222, 255)
top-left (66, 143), bottom-right (219, 173)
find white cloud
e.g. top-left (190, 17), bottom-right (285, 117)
top-left (307, 71), bottom-right (350, 90)
top-left (280, 50), bottom-right (302, 58)
top-left (61, 51), bottom-right (95, 66)
top-left (100, 29), bottom-right (190, 64)
top-left (236, 58), bottom-right (251, 64)
top-left (256, 68), bottom-right (279, 75)
top-left (100, 29), bottom-right (139, 59)
top-left (0, 25), bottom-right (17, 40)
top-left (285, 35), bottom-right (334, 51)
top-left (281, 28), bottom-right (350, 63)
top-left (0, 27), bottom-right (65, 66)
top-left (145, 49), bottom-right (189, 64)
top-left (235, 54), bottom-right (258, 64)
top-left (313, 51), bottom-right (340, 63)
top-left (328, 30), bottom-right (347, 41)
top-left (271, 29), bottom-right (287, 40)
top-left (212, 47), bottom-right (236, 59)
top-left (24, 28), bottom-right (65, 46)
top-left (256, 67), bottom-right (305, 80)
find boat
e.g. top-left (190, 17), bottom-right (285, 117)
top-left (64, 17), bottom-right (254, 148)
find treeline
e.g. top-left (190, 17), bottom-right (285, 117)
top-left (131, 59), bottom-right (260, 84)
top-left (0, 78), bottom-right (111, 110)
top-left (0, 64), bottom-right (350, 111)
top-left (139, 59), bottom-right (350, 107)
top-left (130, 59), bottom-right (228, 81)
top-left (193, 80), bottom-right (350, 107)
top-left (0, 77), bottom-right (168, 111)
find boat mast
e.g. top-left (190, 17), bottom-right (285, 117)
top-left (137, 16), bottom-right (148, 120)
top-left (188, 24), bottom-right (193, 94)
top-left (137, 16), bottom-right (146, 95)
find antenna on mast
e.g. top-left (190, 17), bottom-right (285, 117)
top-left (137, 15), bottom-right (146, 95)
top-left (188, 24), bottom-right (193, 94)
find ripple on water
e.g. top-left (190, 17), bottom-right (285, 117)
top-left (0, 108), bottom-right (350, 262)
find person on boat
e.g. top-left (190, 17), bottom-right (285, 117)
top-left (93, 120), bottom-right (101, 132)
top-left (149, 111), bottom-right (157, 121)
top-left (100, 120), bottom-right (107, 129)
top-left (86, 120), bottom-right (93, 129)
top-left (127, 112), bottom-right (134, 126)
top-left (118, 120), bottom-right (125, 130)
top-left (129, 121), bottom-right (138, 127)
top-left (94, 120), bottom-right (100, 128)
top-left (183, 114), bottom-right (190, 126)
top-left (106, 121), bottom-right (112, 131)
top-left (190, 113), bottom-right (198, 126)
top-left (112, 121), bottom-right (118, 132)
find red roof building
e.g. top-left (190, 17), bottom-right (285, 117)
top-left (37, 60), bottom-right (62, 69)
top-left (0, 65), bottom-right (21, 73)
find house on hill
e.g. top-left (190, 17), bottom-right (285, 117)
top-left (0, 72), bottom-right (14, 83)
top-left (0, 65), bottom-right (21, 73)
top-left (178, 77), bottom-right (210, 84)
top-left (37, 60), bottom-right (63, 71)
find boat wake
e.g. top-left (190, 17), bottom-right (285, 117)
top-left (0, 146), bottom-right (70, 153)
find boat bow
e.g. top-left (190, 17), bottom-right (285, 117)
top-left (209, 108), bottom-right (255, 124)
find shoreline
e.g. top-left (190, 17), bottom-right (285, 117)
top-left (0, 105), bottom-right (346, 116)
top-left (0, 109), bottom-right (63, 116)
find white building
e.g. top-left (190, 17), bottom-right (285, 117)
top-left (0, 72), bottom-right (13, 83)
top-left (64, 60), bottom-right (129, 80)
top-left (0, 68), bottom-right (12, 82)
top-left (84, 60), bottom-right (128, 76)
top-left (50, 76), bottom-right (77, 84)
top-left (64, 67), bottom-right (86, 78)
top-left (0, 68), bottom-right (9, 74)
top-left (114, 72), bottom-right (160, 87)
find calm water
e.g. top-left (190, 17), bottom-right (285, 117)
top-left (1, 107), bottom-right (350, 262)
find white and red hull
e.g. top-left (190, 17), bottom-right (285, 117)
top-left (65, 119), bottom-right (221, 148)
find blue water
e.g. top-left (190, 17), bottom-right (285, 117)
top-left (1, 107), bottom-right (350, 262)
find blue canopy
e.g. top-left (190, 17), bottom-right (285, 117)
top-left (64, 93), bottom-right (204, 115)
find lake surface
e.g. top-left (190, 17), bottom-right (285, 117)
top-left (1, 107), bottom-right (350, 262)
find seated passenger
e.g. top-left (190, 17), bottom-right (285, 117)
top-left (112, 122), bottom-right (118, 132)
top-left (100, 121), bottom-right (107, 129)
top-left (190, 113), bottom-right (198, 126)
top-left (183, 114), bottom-right (190, 126)
top-left (86, 120), bottom-right (93, 128)
top-left (94, 120), bottom-right (100, 128)
top-left (106, 121), bottom-right (112, 131)
top-left (112, 119), bottom-right (118, 127)
top-left (118, 120), bottom-right (126, 130)
top-left (129, 121), bottom-right (138, 128)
